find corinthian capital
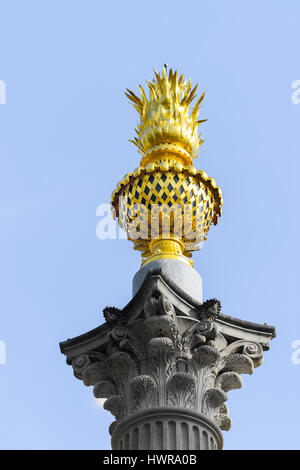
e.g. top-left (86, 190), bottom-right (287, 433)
top-left (61, 268), bottom-right (275, 450)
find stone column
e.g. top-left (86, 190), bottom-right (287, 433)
top-left (60, 262), bottom-right (275, 450)
top-left (111, 408), bottom-right (222, 450)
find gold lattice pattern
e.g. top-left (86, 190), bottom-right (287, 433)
top-left (111, 162), bottom-right (222, 262)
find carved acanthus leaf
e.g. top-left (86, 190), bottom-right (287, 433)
top-left (130, 375), bottom-right (157, 413)
top-left (109, 421), bottom-right (117, 436)
top-left (106, 351), bottom-right (138, 381)
top-left (215, 403), bottom-right (232, 430)
top-left (216, 371), bottom-right (243, 392)
top-left (167, 372), bottom-right (195, 408)
top-left (93, 380), bottom-right (117, 399)
top-left (218, 414), bottom-right (232, 431)
top-left (104, 395), bottom-right (125, 421)
top-left (149, 337), bottom-right (176, 382)
top-left (192, 345), bottom-right (221, 368)
top-left (149, 337), bottom-right (175, 363)
top-left (219, 353), bottom-right (254, 376)
top-left (82, 361), bottom-right (108, 386)
top-left (204, 388), bottom-right (228, 410)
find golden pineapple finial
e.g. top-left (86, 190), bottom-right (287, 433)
top-left (111, 67), bottom-right (222, 267)
top-left (125, 66), bottom-right (207, 167)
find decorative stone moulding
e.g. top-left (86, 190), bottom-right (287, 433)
top-left (60, 268), bottom-right (275, 450)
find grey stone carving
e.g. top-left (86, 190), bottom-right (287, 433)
top-left (60, 267), bottom-right (275, 450)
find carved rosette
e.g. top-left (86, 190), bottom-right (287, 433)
top-left (70, 292), bottom-right (266, 448)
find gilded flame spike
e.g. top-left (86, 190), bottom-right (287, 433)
top-left (111, 68), bottom-right (223, 267)
top-left (125, 67), bottom-right (207, 163)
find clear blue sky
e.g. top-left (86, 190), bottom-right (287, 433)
top-left (0, 0), bottom-right (299, 450)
